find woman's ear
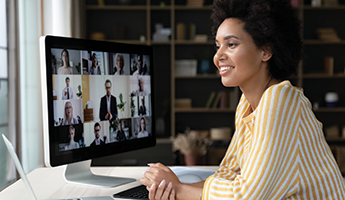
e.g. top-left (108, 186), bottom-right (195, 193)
top-left (261, 46), bottom-right (273, 62)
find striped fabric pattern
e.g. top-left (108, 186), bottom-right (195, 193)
top-left (202, 81), bottom-right (345, 200)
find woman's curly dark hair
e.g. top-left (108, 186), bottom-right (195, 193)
top-left (211, 0), bottom-right (302, 80)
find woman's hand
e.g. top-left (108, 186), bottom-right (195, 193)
top-left (149, 179), bottom-right (175, 200)
top-left (140, 163), bottom-right (181, 191)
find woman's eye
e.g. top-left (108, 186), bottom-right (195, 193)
top-left (214, 45), bottom-right (220, 51)
top-left (228, 43), bottom-right (237, 48)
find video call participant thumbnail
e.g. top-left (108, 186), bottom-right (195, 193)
top-left (90, 122), bottom-right (105, 146)
top-left (99, 79), bottom-right (118, 121)
top-left (137, 117), bottom-right (148, 138)
top-left (90, 53), bottom-right (101, 75)
top-left (115, 120), bottom-right (126, 142)
top-left (58, 49), bottom-right (73, 75)
top-left (114, 53), bottom-right (125, 75)
top-left (64, 125), bottom-right (80, 150)
top-left (62, 101), bottom-right (78, 125)
top-left (62, 77), bottom-right (74, 100)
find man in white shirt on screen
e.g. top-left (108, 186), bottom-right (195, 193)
top-left (62, 77), bottom-right (74, 100)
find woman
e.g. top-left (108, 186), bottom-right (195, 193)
top-left (114, 53), bottom-right (125, 75)
top-left (63, 101), bottom-right (78, 125)
top-left (57, 49), bottom-right (73, 75)
top-left (90, 53), bottom-right (101, 75)
top-left (141, 0), bottom-right (345, 199)
top-left (137, 118), bottom-right (148, 138)
top-left (64, 125), bottom-right (80, 150)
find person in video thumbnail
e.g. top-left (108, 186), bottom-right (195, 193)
top-left (114, 54), bottom-right (125, 75)
top-left (90, 122), bottom-right (105, 146)
top-left (115, 120), bottom-right (126, 142)
top-left (64, 125), bottom-right (79, 150)
top-left (62, 101), bottom-right (78, 125)
top-left (131, 78), bottom-right (149, 96)
top-left (99, 79), bottom-right (118, 121)
top-left (133, 54), bottom-right (148, 75)
top-left (89, 53), bottom-right (101, 75)
top-left (137, 117), bottom-right (148, 138)
top-left (62, 77), bottom-right (74, 100)
top-left (58, 49), bottom-right (73, 75)
top-left (138, 97), bottom-right (146, 116)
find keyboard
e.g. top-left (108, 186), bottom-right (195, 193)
top-left (113, 185), bottom-right (149, 199)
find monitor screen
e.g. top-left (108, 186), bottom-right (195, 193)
top-left (40, 35), bottom-right (156, 168)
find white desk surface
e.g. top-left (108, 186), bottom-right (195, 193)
top-left (0, 165), bottom-right (218, 200)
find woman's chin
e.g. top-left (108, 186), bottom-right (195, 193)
top-left (221, 77), bottom-right (237, 87)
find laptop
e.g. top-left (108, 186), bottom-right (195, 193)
top-left (2, 134), bottom-right (113, 200)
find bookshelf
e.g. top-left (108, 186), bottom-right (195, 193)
top-left (81, 0), bottom-right (345, 146)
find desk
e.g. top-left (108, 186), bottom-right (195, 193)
top-left (0, 165), bottom-right (218, 199)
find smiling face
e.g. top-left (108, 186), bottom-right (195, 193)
top-left (214, 18), bottom-right (270, 88)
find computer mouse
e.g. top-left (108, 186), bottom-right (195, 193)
top-left (178, 174), bottom-right (203, 184)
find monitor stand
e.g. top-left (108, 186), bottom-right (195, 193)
top-left (64, 160), bottom-right (135, 187)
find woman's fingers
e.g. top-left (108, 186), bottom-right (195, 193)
top-left (149, 180), bottom-right (175, 200)
top-left (154, 179), bottom-right (166, 199)
top-left (161, 182), bottom-right (173, 200)
top-left (149, 183), bottom-right (156, 200)
top-left (170, 189), bottom-right (175, 200)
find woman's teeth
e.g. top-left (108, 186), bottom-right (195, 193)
top-left (220, 66), bottom-right (234, 71)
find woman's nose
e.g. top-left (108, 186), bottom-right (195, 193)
top-left (214, 46), bottom-right (226, 61)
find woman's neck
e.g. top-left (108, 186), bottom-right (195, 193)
top-left (240, 76), bottom-right (280, 112)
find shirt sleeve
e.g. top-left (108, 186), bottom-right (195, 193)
top-left (203, 84), bottom-right (301, 200)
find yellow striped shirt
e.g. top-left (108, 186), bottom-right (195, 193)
top-left (202, 81), bottom-right (345, 199)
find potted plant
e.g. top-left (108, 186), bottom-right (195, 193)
top-left (170, 128), bottom-right (211, 166)
top-left (117, 93), bottom-right (127, 118)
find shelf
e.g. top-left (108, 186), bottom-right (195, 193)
top-left (326, 139), bottom-right (345, 145)
top-left (151, 41), bottom-right (171, 45)
top-left (175, 74), bottom-right (219, 79)
top-left (85, 5), bottom-right (213, 10)
top-left (303, 73), bottom-right (345, 78)
top-left (174, 5), bottom-right (212, 10)
top-left (175, 40), bottom-right (214, 45)
top-left (304, 40), bottom-right (345, 45)
top-left (108, 40), bottom-right (148, 45)
top-left (175, 107), bottom-right (236, 113)
top-left (85, 5), bottom-right (147, 10)
top-left (313, 107), bottom-right (345, 112)
top-left (303, 5), bottom-right (345, 10)
top-left (150, 5), bottom-right (172, 10)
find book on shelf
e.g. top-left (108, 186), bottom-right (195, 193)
top-left (219, 91), bottom-right (228, 109)
top-left (212, 92), bottom-right (222, 108)
top-left (176, 23), bottom-right (185, 40)
top-left (187, 0), bottom-right (204, 7)
top-left (316, 28), bottom-right (341, 42)
top-left (189, 23), bottom-right (196, 40)
top-left (205, 91), bottom-right (216, 108)
top-left (324, 56), bottom-right (334, 76)
top-left (175, 98), bottom-right (192, 108)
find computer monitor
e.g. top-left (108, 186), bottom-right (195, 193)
top-left (39, 35), bottom-right (156, 187)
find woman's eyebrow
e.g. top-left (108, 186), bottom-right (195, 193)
top-left (215, 35), bottom-right (239, 43)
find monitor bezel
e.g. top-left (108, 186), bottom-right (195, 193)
top-left (40, 35), bottom-right (156, 167)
